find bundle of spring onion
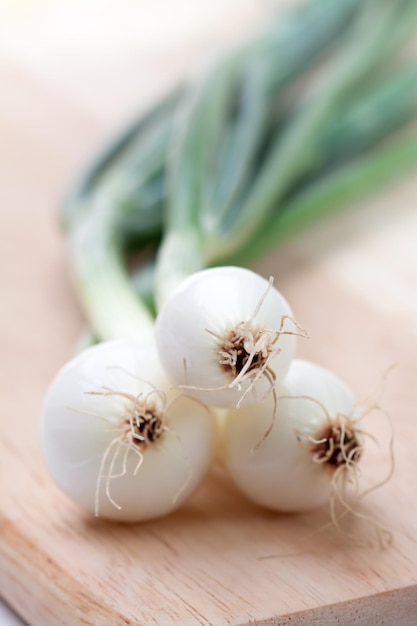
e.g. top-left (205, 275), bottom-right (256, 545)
top-left (41, 0), bottom-right (417, 529)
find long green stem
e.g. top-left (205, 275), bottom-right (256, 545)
top-left (158, 0), bottom-right (417, 291)
top-left (231, 3), bottom-right (412, 237)
top-left (157, 0), bottom-right (363, 301)
top-left (226, 126), bottom-right (417, 265)
top-left (274, 64), bottom-right (417, 199)
top-left (213, 0), bottom-right (417, 257)
top-left (203, 0), bottom-right (361, 221)
top-left (69, 192), bottom-right (155, 342)
top-left (312, 66), bottom-right (417, 170)
top-left (62, 88), bottom-right (183, 232)
top-left (62, 92), bottom-right (183, 340)
top-left (170, 0), bottom-right (361, 234)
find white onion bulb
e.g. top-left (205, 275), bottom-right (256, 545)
top-left (222, 359), bottom-right (359, 512)
top-left (40, 340), bottom-right (216, 521)
top-left (155, 266), bottom-right (302, 408)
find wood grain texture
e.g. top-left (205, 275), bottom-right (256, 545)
top-left (1, 1), bottom-right (417, 624)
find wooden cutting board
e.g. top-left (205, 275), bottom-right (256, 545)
top-left (1, 1), bottom-right (417, 624)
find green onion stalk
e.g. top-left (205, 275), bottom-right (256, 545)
top-left (63, 0), bottom-right (417, 342)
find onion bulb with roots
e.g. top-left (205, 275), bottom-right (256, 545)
top-left (222, 359), bottom-right (362, 513)
top-left (40, 340), bottom-right (216, 522)
top-left (155, 266), bottom-right (305, 409)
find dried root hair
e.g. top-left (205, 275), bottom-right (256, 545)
top-left (278, 384), bottom-right (395, 549)
top-left (67, 372), bottom-right (202, 517)
top-left (179, 277), bottom-right (307, 427)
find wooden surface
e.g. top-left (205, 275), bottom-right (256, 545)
top-left (1, 1), bottom-right (417, 624)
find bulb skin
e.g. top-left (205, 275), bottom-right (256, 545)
top-left (155, 266), bottom-right (297, 408)
top-left (223, 359), bottom-right (356, 512)
top-left (40, 340), bottom-right (216, 521)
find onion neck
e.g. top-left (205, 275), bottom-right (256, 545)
top-left (154, 228), bottom-right (204, 309)
top-left (69, 193), bottom-right (155, 343)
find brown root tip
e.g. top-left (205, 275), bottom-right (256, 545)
top-left (307, 416), bottom-right (362, 469)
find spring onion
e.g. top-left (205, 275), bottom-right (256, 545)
top-left (40, 0), bottom-right (417, 525)
top-left (222, 359), bottom-right (359, 513)
top-left (155, 266), bottom-right (304, 407)
top-left (41, 340), bottom-right (216, 521)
